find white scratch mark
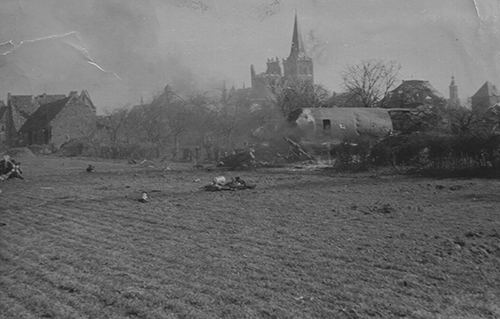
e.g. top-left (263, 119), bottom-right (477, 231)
top-left (0, 31), bottom-right (121, 80)
top-left (471, 0), bottom-right (480, 20)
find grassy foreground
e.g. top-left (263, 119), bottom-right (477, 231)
top-left (1, 156), bottom-right (499, 318)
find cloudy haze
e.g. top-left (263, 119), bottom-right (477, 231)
top-left (1, 0), bottom-right (499, 112)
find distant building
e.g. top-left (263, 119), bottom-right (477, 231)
top-left (471, 81), bottom-right (500, 113)
top-left (447, 76), bottom-right (461, 108)
top-left (18, 90), bottom-right (97, 148)
top-left (3, 92), bottom-right (69, 146)
top-left (384, 80), bottom-right (446, 109)
top-left (250, 13), bottom-right (314, 103)
top-left (0, 101), bottom-right (7, 144)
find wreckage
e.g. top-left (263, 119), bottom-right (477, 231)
top-left (218, 149), bottom-right (256, 169)
top-left (296, 107), bottom-right (393, 147)
top-left (203, 176), bottom-right (256, 191)
top-left (0, 155), bottom-right (23, 181)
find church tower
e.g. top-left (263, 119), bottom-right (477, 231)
top-left (283, 13), bottom-right (313, 84)
top-left (448, 75), bottom-right (460, 108)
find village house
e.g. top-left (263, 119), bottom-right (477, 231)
top-left (18, 90), bottom-right (97, 149)
top-left (4, 94), bottom-right (40, 145)
top-left (384, 80), bottom-right (446, 109)
top-left (2, 92), bottom-right (68, 146)
top-left (471, 81), bottom-right (500, 113)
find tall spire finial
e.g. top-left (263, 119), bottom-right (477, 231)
top-left (289, 11), bottom-right (305, 59)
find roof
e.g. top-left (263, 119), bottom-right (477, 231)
top-left (8, 95), bottom-right (37, 118)
top-left (19, 97), bottom-right (70, 132)
top-left (385, 80), bottom-right (444, 109)
top-left (34, 94), bottom-right (67, 106)
top-left (472, 81), bottom-right (499, 99)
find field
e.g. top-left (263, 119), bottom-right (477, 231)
top-left (1, 155), bottom-right (499, 319)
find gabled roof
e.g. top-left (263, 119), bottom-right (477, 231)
top-left (472, 81), bottom-right (499, 99)
top-left (19, 97), bottom-right (70, 132)
top-left (79, 90), bottom-right (96, 110)
top-left (8, 95), bottom-right (37, 118)
top-left (34, 93), bottom-right (67, 106)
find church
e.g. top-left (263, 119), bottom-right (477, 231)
top-left (249, 14), bottom-right (314, 103)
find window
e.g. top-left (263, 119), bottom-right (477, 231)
top-left (322, 119), bottom-right (331, 131)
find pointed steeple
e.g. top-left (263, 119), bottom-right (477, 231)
top-left (289, 12), bottom-right (305, 59)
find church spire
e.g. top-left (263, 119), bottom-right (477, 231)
top-left (289, 12), bottom-right (305, 59)
top-left (448, 75), bottom-right (460, 108)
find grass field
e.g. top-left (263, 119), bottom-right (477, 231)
top-left (1, 155), bottom-right (499, 319)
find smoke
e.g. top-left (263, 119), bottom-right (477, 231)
top-left (0, 0), bottom-right (499, 111)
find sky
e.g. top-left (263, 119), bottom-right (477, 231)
top-left (0, 0), bottom-right (499, 112)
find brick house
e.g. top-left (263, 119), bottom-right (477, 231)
top-left (471, 81), bottom-right (500, 113)
top-left (18, 90), bottom-right (97, 148)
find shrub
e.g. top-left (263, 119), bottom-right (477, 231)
top-left (331, 138), bottom-right (371, 171)
top-left (370, 132), bottom-right (500, 172)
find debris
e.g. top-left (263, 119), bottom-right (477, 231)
top-left (435, 185), bottom-right (445, 190)
top-left (218, 149), bottom-right (256, 170)
top-left (193, 178), bottom-right (201, 183)
top-left (464, 231), bottom-right (482, 238)
top-left (449, 185), bottom-right (463, 191)
top-left (128, 159), bottom-right (137, 164)
top-left (203, 176), bottom-right (256, 191)
top-left (453, 237), bottom-right (465, 247)
top-left (375, 203), bottom-right (394, 214)
top-left (138, 192), bottom-right (149, 203)
top-left (283, 137), bottom-right (315, 161)
top-left (0, 155), bottom-right (24, 181)
top-left (86, 164), bottom-right (95, 172)
top-left (213, 176), bottom-right (226, 185)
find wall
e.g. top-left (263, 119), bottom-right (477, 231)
top-left (50, 97), bottom-right (97, 148)
top-left (472, 95), bottom-right (500, 113)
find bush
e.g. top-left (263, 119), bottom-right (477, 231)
top-left (370, 132), bottom-right (500, 172)
top-left (331, 138), bottom-right (371, 171)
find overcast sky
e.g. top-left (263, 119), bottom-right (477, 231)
top-left (1, 0), bottom-right (499, 112)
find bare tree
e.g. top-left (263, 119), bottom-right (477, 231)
top-left (342, 60), bottom-right (400, 108)
top-left (272, 79), bottom-right (331, 122)
top-left (104, 108), bottom-right (129, 145)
